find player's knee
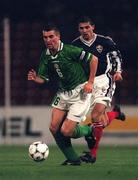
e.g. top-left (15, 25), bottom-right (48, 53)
top-left (49, 125), bottom-right (58, 135)
top-left (91, 112), bottom-right (100, 123)
top-left (60, 127), bottom-right (72, 137)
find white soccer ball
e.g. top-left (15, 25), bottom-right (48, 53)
top-left (29, 141), bottom-right (49, 162)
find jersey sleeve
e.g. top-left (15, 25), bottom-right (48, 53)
top-left (69, 45), bottom-right (93, 76)
top-left (106, 37), bottom-right (123, 73)
top-left (37, 51), bottom-right (50, 82)
top-left (70, 45), bottom-right (93, 63)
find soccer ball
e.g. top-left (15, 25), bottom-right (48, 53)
top-left (29, 141), bottom-right (49, 162)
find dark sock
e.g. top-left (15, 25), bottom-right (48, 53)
top-left (72, 124), bottom-right (92, 138)
top-left (53, 130), bottom-right (79, 160)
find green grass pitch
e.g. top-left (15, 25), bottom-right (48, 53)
top-left (0, 145), bottom-right (138, 180)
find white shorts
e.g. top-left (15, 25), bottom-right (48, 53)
top-left (91, 74), bottom-right (116, 108)
top-left (52, 82), bottom-right (92, 123)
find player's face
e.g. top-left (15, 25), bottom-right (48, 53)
top-left (78, 22), bottom-right (95, 41)
top-left (42, 30), bottom-right (60, 51)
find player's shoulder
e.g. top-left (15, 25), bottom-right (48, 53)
top-left (72, 36), bottom-right (83, 47)
top-left (97, 34), bottom-right (113, 42)
top-left (64, 43), bottom-right (82, 51)
top-left (97, 34), bottom-right (115, 45)
top-left (39, 49), bottom-right (49, 62)
top-left (40, 49), bottom-right (47, 57)
top-left (72, 36), bottom-right (80, 43)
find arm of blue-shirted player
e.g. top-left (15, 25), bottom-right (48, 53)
top-left (107, 38), bottom-right (123, 82)
top-left (83, 55), bottom-right (98, 93)
top-left (112, 50), bottom-right (123, 82)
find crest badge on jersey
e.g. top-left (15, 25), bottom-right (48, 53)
top-left (96, 45), bottom-right (103, 53)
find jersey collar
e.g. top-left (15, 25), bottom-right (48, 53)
top-left (80, 33), bottom-right (97, 47)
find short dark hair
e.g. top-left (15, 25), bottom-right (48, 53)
top-left (77, 16), bottom-right (95, 26)
top-left (42, 22), bottom-right (60, 33)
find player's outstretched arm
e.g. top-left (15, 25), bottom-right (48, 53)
top-left (28, 69), bottom-right (45, 84)
top-left (88, 55), bottom-right (98, 83)
top-left (83, 55), bottom-right (98, 93)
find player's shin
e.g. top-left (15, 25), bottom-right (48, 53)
top-left (53, 129), bottom-right (79, 160)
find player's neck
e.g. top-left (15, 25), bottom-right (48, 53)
top-left (80, 33), bottom-right (96, 47)
top-left (83, 33), bottom-right (95, 42)
top-left (49, 41), bottom-right (61, 55)
top-left (50, 49), bottom-right (58, 55)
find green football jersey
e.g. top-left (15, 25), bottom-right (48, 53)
top-left (38, 42), bottom-right (92, 91)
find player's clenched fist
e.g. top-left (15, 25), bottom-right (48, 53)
top-left (28, 69), bottom-right (37, 81)
top-left (27, 69), bottom-right (45, 84)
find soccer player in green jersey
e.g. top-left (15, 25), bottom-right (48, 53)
top-left (28, 23), bottom-right (98, 165)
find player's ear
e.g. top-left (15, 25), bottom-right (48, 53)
top-left (55, 31), bottom-right (60, 38)
top-left (92, 25), bottom-right (95, 31)
top-left (42, 30), bottom-right (45, 38)
top-left (57, 32), bottom-right (61, 39)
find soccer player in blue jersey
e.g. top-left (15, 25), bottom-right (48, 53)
top-left (28, 23), bottom-right (98, 165)
top-left (72, 16), bottom-right (125, 163)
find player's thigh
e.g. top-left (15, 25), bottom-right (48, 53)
top-left (61, 119), bottom-right (77, 136)
top-left (92, 74), bottom-right (115, 108)
top-left (50, 108), bottom-right (67, 133)
top-left (68, 92), bottom-right (92, 122)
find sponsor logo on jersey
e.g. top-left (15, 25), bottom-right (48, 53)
top-left (96, 45), bottom-right (103, 53)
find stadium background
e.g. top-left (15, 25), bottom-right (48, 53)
top-left (0, 0), bottom-right (138, 145)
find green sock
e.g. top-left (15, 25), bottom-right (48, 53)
top-left (53, 130), bottom-right (79, 160)
top-left (72, 124), bottom-right (92, 138)
top-left (63, 146), bottom-right (79, 160)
